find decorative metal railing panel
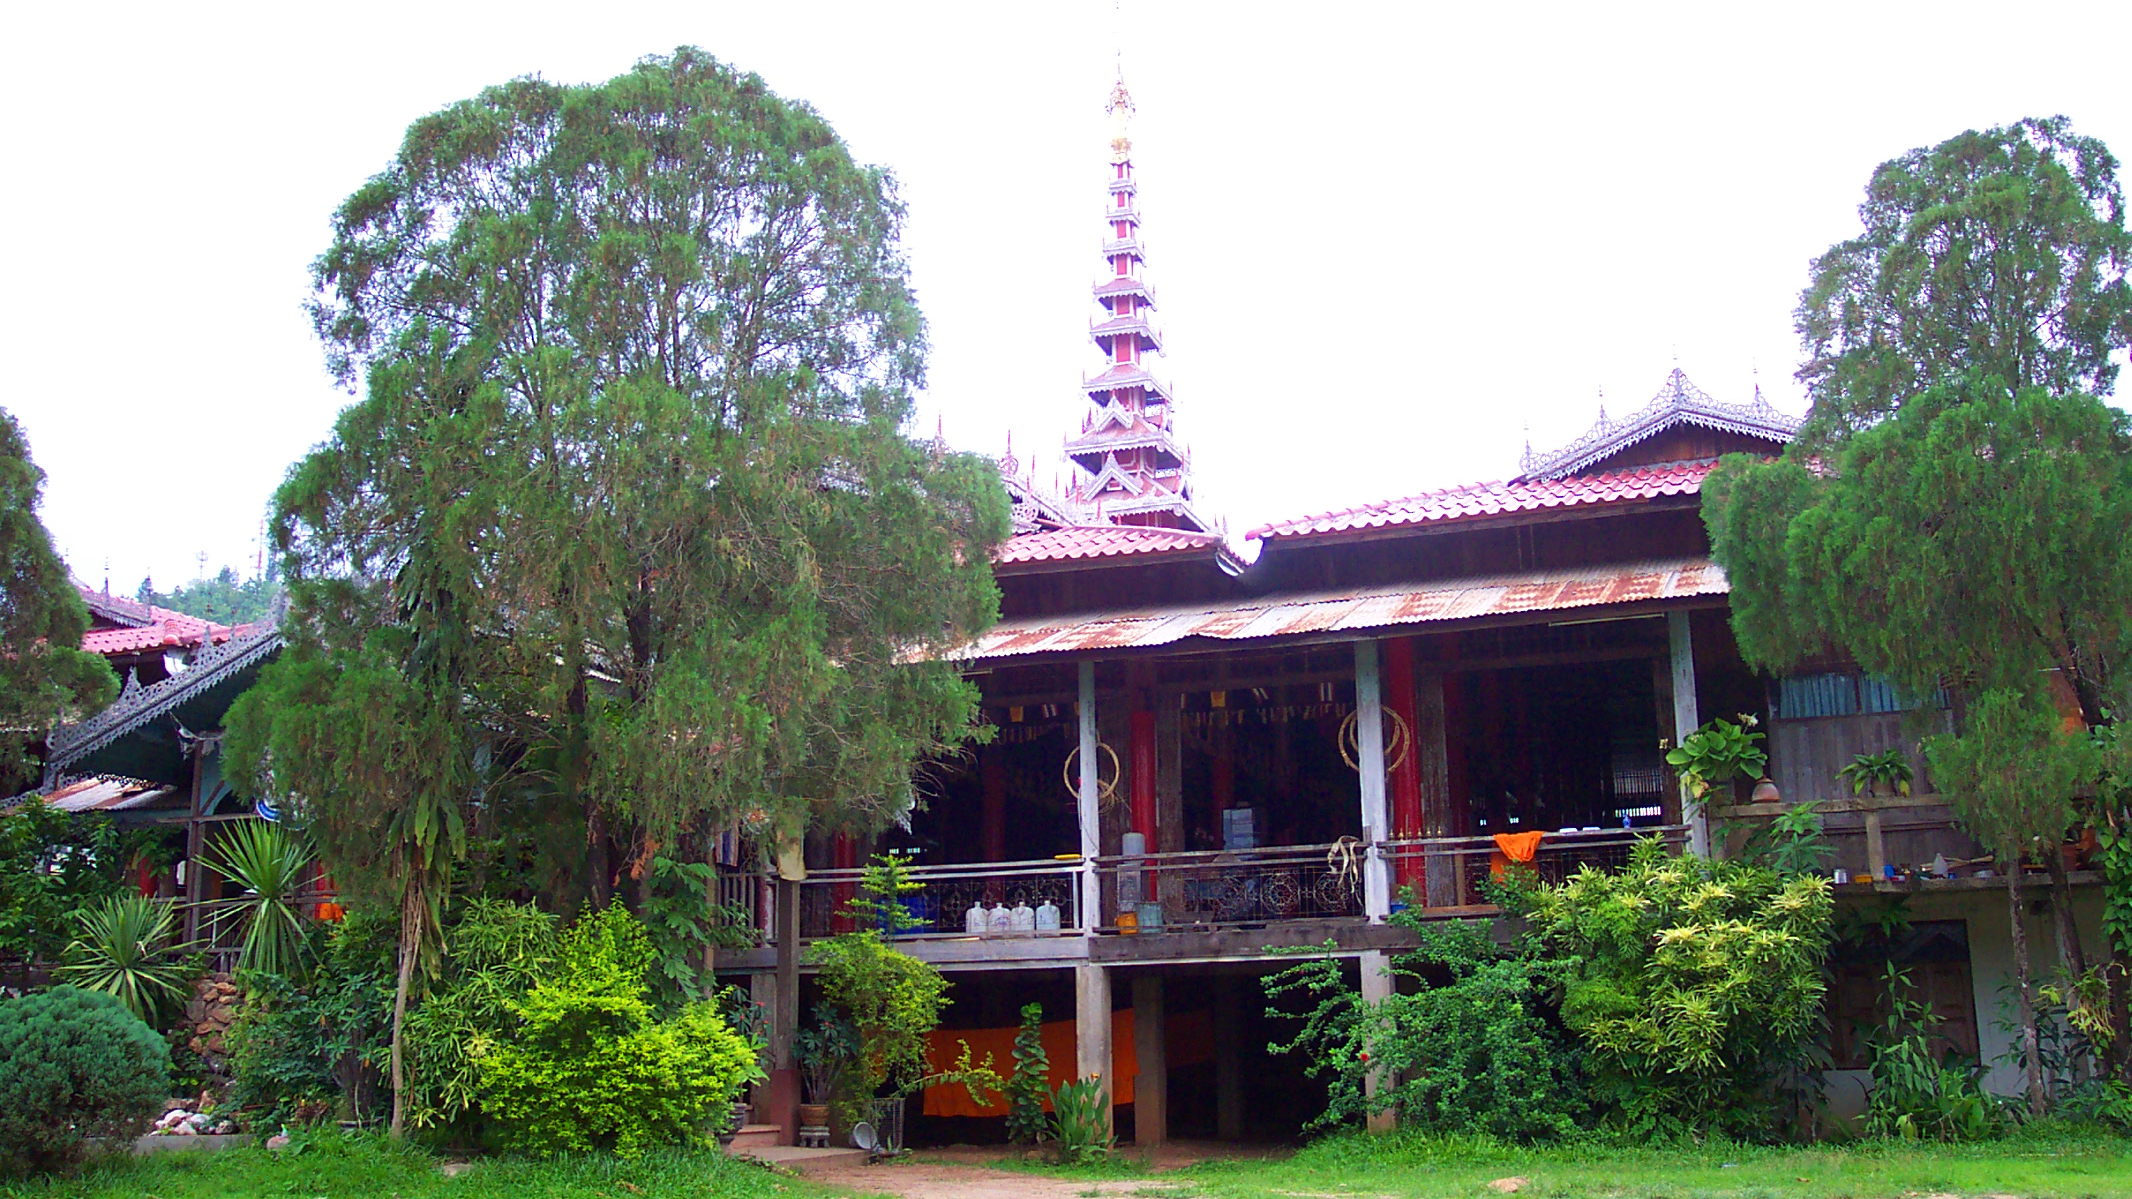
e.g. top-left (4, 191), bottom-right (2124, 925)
top-left (791, 859), bottom-right (1085, 941)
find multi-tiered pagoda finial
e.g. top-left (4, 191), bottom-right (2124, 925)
top-left (1064, 70), bottom-right (1208, 531)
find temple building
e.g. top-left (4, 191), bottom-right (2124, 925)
top-left (715, 67), bottom-right (2108, 1151)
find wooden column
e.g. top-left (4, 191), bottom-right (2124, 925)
top-left (1075, 962), bottom-right (1114, 1138)
top-left (1078, 661), bottom-right (1102, 934)
top-left (1359, 950), bottom-right (1395, 1132)
top-left (1213, 977), bottom-right (1244, 1140)
top-left (1667, 611), bottom-right (1708, 856)
top-left (1414, 666), bottom-right (1452, 906)
top-left (980, 752), bottom-right (1007, 864)
top-left (1384, 638), bottom-right (1425, 897)
top-left (1355, 640), bottom-right (1392, 922)
top-left (1132, 973), bottom-right (1167, 1145)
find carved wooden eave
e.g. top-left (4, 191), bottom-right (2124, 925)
top-left (1517, 368), bottom-right (1801, 482)
top-left (43, 621), bottom-right (284, 786)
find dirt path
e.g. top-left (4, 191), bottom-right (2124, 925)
top-left (800, 1141), bottom-right (1284, 1199)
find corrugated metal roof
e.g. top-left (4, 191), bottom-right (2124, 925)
top-left (958, 557), bottom-right (1725, 662)
top-left (28, 776), bottom-right (179, 813)
top-left (1248, 461), bottom-right (1714, 542)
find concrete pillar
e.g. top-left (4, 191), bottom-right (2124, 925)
top-left (1132, 973), bottom-right (1167, 1146)
top-left (1213, 977), bottom-right (1245, 1140)
top-left (1075, 962), bottom-right (1114, 1138)
top-left (1078, 662), bottom-right (1102, 933)
top-left (1358, 950), bottom-right (1395, 1133)
top-left (1355, 640), bottom-right (1392, 921)
top-left (1667, 610), bottom-right (1707, 856)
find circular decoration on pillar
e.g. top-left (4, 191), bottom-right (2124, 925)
top-left (1339, 707), bottom-right (1413, 773)
top-left (1061, 742), bottom-right (1123, 810)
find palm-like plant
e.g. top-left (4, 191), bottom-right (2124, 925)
top-left (56, 894), bottom-right (195, 1024)
top-left (203, 819), bottom-right (313, 977)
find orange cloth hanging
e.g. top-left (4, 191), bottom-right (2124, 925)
top-left (920, 1009), bottom-right (1215, 1118)
top-left (1489, 830), bottom-right (1545, 880)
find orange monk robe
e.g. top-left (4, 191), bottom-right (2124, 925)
top-left (921, 1009), bottom-right (1214, 1118)
top-left (1489, 830), bottom-right (1545, 881)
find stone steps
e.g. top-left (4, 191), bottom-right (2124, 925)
top-left (724, 1123), bottom-right (785, 1151)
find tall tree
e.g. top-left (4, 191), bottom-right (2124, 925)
top-left (0, 408), bottom-right (116, 789)
top-left (1794, 115), bottom-right (2132, 450)
top-left (1708, 116), bottom-right (2132, 1105)
top-left (227, 48), bottom-right (1005, 1132)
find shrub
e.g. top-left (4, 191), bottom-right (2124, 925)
top-left (1863, 964), bottom-right (2001, 1140)
top-left (55, 894), bottom-right (195, 1026)
top-left (1048, 1076), bottom-right (1113, 1163)
top-left (226, 914), bottom-right (393, 1127)
top-left (399, 897), bottom-right (559, 1132)
top-left (475, 903), bottom-right (759, 1157)
top-left (1004, 1002), bottom-right (1050, 1144)
top-left (0, 986), bottom-right (171, 1175)
top-left (1265, 922), bottom-right (1587, 1140)
top-left (810, 854), bottom-right (951, 1127)
top-left (1517, 837), bottom-right (1832, 1139)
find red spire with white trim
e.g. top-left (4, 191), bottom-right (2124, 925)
top-left (1064, 69), bottom-right (1207, 532)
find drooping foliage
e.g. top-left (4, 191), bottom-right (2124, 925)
top-left (1794, 116), bottom-right (2132, 449)
top-left (810, 854), bottom-right (951, 1126)
top-left (0, 986), bottom-right (170, 1176)
top-left (0, 408), bottom-right (116, 789)
top-left (1518, 840), bottom-right (1832, 1138)
top-left (1711, 123), bottom-right (2132, 1100)
top-left (398, 897), bottom-right (560, 1132)
top-left (1264, 921), bottom-right (1588, 1140)
top-left (55, 894), bottom-right (195, 1026)
top-left (229, 50), bottom-right (1005, 1130)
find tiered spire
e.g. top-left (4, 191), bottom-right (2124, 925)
top-left (1063, 72), bottom-right (1207, 531)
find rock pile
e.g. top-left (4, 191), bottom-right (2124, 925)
top-left (183, 974), bottom-right (241, 1080)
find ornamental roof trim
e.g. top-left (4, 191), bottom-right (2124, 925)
top-left (1517, 368), bottom-right (1800, 481)
top-left (45, 619), bottom-right (285, 782)
top-left (1249, 460), bottom-right (1715, 542)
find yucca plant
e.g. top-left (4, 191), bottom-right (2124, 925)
top-left (203, 819), bottom-right (314, 978)
top-left (56, 894), bottom-right (196, 1025)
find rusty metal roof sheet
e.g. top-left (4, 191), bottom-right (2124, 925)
top-left (957, 557), bottom-right (1725, 662)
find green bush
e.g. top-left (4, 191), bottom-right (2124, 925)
top-left (0, 986), bottom-right (171, 1175)
top-left (227, 913), bottom-right (393, 1127)
top-left (1048, 1076), bottom-right (1113, 1164)
top-left (1863, 964), bottom-right (2001, 1141)
top-left (1265, 922), bottom-right (1587, 1140)
top-left (55, 894), bottom-right (196, 1026)
top-left (809, 855), bottom-right (951, 1127)
top-left (475, 903), bottom-right (759, 1157)
top-left (399, 897), bottom-right (560, 1132)
top-left (1517, 838), bottom-right (1833, 1139)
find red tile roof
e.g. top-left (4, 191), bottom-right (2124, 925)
top-left (76, 586), bottom-right (243, 656)
top-left (1249, 460), bottom-right (1716, 542)
top-left (994, 525), bottom-right (1231, 568)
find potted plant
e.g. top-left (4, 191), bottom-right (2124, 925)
top-left (793, 1012), bottom-right (856, 1131)
top-left (719, 988), bottom-right (772, 1133)
top-left (1838, 749), bottom-right (1914, 797)
top-left (1664, 714), bottom-right (1768, 801)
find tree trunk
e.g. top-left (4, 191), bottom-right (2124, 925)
top-left (2008, 871), bottom-right (2046, 1117)
top-left (2045, 845), bottom-right (2089, 983)
top-left (389, 879), bottom-right (422, 1139)
top-left (587, 798), bottom-right (612, 907)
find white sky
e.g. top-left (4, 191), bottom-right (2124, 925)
top-left (4, 1), bottom-right (2129, 590)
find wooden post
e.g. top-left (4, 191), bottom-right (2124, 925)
top-left (1359, 950), bottom-right (1395, 1132)
top-left (1213, 977), bottom-right (1244, 1140)
top-left (1132, 973), bottom-right (1167, 1145)
top-left (1667, 611), bottom-right (1707, 856)
top-left (1355, 640), bottom-right (1392, 922)
top-left (1414, 665), bottom-right (1451, 906)
top-left (1079, 661), bottom-right (1101, 934)
top-left (1863, 804), bottom-right (1888, 880)
top-left (1075, 962), bottom-right (1114, 1138)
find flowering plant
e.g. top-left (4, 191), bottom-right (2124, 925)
top-left (1664, 714), bottom-right (1768, 799)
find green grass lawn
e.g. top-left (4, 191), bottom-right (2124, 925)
top-left (0, 1135), bottom-right (878, 1199)
top-left (1179, 1124), bottom-right (2132, 1199)
top-left (6, 1125), bottom-right (2129, 1199)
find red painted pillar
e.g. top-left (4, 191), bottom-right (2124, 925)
top-left (1130, 709), bottom-right (1158, 840)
